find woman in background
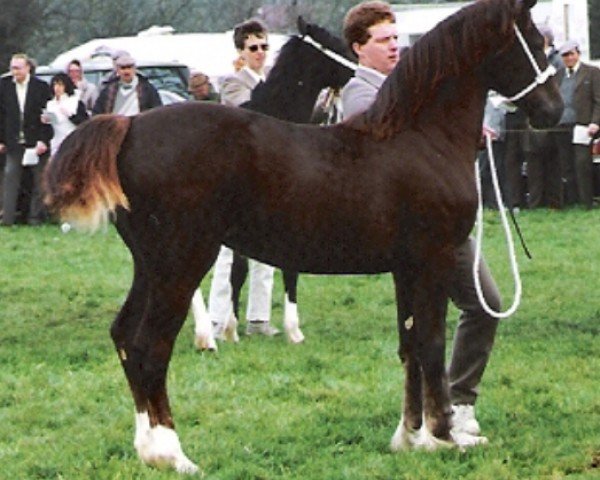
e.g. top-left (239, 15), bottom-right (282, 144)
top-left (42, 73), bottom-right (88, 157)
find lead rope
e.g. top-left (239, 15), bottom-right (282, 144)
top-left (473, 133), bottom-right (522, 318)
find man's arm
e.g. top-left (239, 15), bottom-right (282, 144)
top-left (341, 79), bottom-right (377, 119)
top-left (220, 75), bottom-right (252, 107)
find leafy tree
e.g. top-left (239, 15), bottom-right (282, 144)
top-left (0, 0), bottom-right (44, 68)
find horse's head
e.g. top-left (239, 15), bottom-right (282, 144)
top-left (482, 0), bottom-right (563, 128)
top-left (248, 18), bottom-right (356, 122)
top-left (296, 16), bottom-right (356, 90)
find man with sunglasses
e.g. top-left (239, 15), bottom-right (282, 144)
top-left (340, 1), bottom-right (499, 444)
top-left (209, 19), bottom-right (278, 338)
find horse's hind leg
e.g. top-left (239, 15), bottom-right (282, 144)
top-left (116, 225), bottom-right (219, 473)
top-left (282, 270), bottom-right (304, 343)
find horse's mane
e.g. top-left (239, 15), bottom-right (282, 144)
top-left (347, 0), bottom-right (519, 138)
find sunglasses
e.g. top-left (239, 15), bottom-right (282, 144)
top-left (247, 43), bottom-right (269, 53)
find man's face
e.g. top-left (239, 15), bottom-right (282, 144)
top-left (117, 64), bottom-right (136, 84)
top-left (68, 63), bottom-right (83, 83)
top-left (353, 21), bottom-right (399, 75)
top-left (561, 49), bottom-right (579, 69)
top-left (240, 34), bottom-right (269, 73)
top-left (10, 58), bottom-right (30, 83)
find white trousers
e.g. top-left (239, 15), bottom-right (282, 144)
top-left (208, 246), bottom-right (275, 325)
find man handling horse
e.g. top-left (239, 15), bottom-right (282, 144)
top-left (341, 0), bottom-right (502, 440)
top-left (208, 19), bottom-right (278, 339)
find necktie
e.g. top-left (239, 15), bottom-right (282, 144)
top-left (568, 67), bottom-right (574, 77)
top-left (121, 84), bottom-right (133, 91)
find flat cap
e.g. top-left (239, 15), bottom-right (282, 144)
top-left (115, 54), bottom-right (136, 67)
top-left (559, 39), bottom-right (579, 55)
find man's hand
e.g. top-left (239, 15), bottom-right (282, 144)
top-left (0, 143), bottom-right (5, 154)
top-left (588, 123), bottom-right (599, 137)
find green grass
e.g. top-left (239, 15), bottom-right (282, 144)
top-left (0, 209), bottom-right (599, 479)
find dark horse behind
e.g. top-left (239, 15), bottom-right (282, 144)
top-left (44, 0), bottom-right (562, 474)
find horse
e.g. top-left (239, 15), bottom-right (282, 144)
top-left (44, 0), bottom-right (563, 474)
top-left (191, 17), bottom-right (355, 350)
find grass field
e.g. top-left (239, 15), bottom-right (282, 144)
top-left (0, 209), bottom-right (598, 479)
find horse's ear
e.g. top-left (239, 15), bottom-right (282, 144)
top-left (297, 16), bottom-right (308, 36)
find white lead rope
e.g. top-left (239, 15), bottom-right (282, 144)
top-left (300, 34), bottom-right (358, 71)
top-left (473, 133), bottom-right (522, 319)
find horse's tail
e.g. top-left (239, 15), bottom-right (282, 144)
top-left (44, 114), bottom-right (131, 232)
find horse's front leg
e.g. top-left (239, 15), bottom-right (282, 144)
top-left (391, 264), bottom-right (454, 451)
top-left (390, 270), bottom-right (423, 451)
top-left (282, 269), bottom-right (304, 343)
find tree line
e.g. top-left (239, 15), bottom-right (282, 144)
top-left (1, 0), bottom-right (599, 69)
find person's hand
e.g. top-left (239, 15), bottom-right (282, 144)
top-left (0, 143), bottom-right (5, 154)
top-left (482, 125), bottom-right (499, 140)
top-left (40, 113), bottom-right (50, 124)
top-left (35, 141), bottom-right (48, 156)
top-left (588, 123), bottom-right (599, 137)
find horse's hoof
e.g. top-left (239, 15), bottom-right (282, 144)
top-left (175, 456), bottom-right (200, 475)
top-left (391, 418), bottom-right (458, 452)
top-left (285, 327), bottom-right (305, 344)
top-left (194, 333), bottom-right (217, 352)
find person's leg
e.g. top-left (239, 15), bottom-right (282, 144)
top-left (447, 238), bottom-right (501, 433)
top-left (246, 260), bottom-right (277, 335)
top-left (28, 156), bottom-right (48, 224)
top-left (573, 144), bottom-right (594, 209)
top-left (2, 148), bottom-right (24, 226)
top-left (556, 128), bottom-right (577, 206)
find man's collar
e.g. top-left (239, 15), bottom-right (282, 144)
top-left (13, 74), bottom-right (30, 86)
top-left (357, 65), bottom-right (387, 82)
top-left (242, 66), bottom-right (265, 83)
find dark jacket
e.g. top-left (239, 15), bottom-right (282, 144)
top-left (0, 75), bottom-right (53, 152)
top-left (555, 62), bottom-right (600, 126)
top-left (92, 73), bottom-right (162, 115)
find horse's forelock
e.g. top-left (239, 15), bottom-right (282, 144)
top-left (351, 0), bottom-right (519, 138)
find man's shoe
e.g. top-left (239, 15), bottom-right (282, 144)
top-left (245, 321), bottom-right (280, 336)
top-left (451, 404), bottom-right (481, 436)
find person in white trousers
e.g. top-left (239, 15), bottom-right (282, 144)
top-left (208, 19), bottom-right (278, 338)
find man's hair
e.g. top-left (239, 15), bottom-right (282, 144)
top-left (10, 53), bottom-right (29, 64)
top-left (68, 59), bottom-right (82, 69)
top-left (343, 1), bottom-right (395, 50)
top-left (233, 19), bottom-right (268, 50)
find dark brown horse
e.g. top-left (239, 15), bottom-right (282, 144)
top-left (44, 0), bottom-right (562, 473)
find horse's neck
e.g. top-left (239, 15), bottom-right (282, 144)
top-left (418, 75), bottom-right (486, 152)
top-left (251, 79), bottom-right (321, 123)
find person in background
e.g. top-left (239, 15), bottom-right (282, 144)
top-left (479, 91), bottom-right (508, 209)
top-left (527, 26), bottom-right (567, 209)
top-left (67, 59), bottom-right (98, 113)
top-left (92, 54), bottom-right (162, 115)
top-left (208, 19), bottom-right (277, 338)
top-left (0, 53), bottom-right (52, 226)
top-left (188, 72), bottom-right (219, 102)
top-left (341, 0), bottom-right (500, 441)
top-left (41, 73), bottom-right (88, 157)
top-left (552, 39), bottom-right (600, 209)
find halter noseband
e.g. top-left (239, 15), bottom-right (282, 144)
top-left (299, 34), bottom-right (358, 72)
top-left (503, 24), bottom-right (556, 103)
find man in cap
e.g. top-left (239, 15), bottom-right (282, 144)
top-left (92, 54), bottom-right (162, 116)
top-left (551, 39), bottom-right (600, 208)
top-left (188, 72), bottom-right (219, 102)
